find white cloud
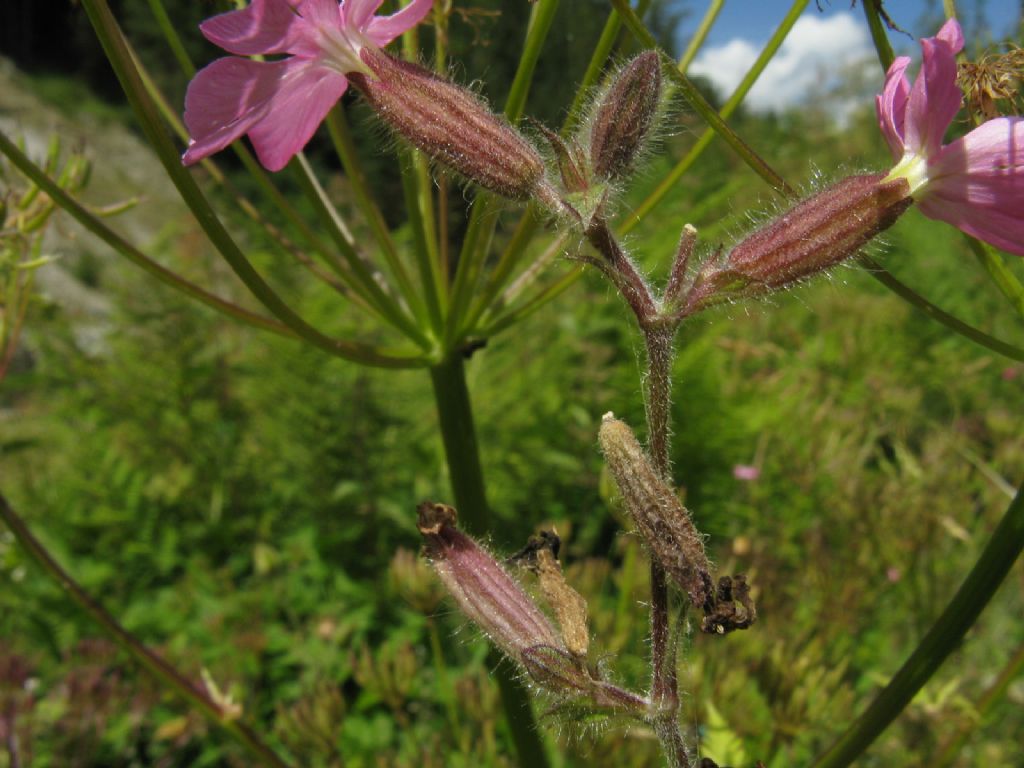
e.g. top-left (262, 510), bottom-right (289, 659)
top-left (689, 12), bottom-right (873, 114)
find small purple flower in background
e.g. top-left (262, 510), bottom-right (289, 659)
top-left (732, 464), bottom-right (760, 482)
top-left (182, 0), bottom-right (433, 171)
top-left (876, 18), bottom-right (1024, 255)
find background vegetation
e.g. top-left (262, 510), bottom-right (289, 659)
top-left (2, 1), bottom-right (1023, 766)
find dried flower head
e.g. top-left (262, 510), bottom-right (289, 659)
top-left (598, 414), bottom-right (711, 607)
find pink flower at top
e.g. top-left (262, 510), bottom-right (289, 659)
top-left (876, 18), bottom-right (1024, 255)
top-left (182, 0), bottom-right (433, 171)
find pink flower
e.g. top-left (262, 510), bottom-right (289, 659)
top-left (732, 464), bottom-right (760, 482)
top-left (182, 0), bottom-right (433, 171)
top-left (876, 18), bottom-right (1024, 255)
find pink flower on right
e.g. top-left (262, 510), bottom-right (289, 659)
top-left (876, 18), bottom-right (1024, 255)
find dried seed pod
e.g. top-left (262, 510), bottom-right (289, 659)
top-left (510, 531), bottom-right (590, 659)
top-left (598, 414), bottom-right (711, 607)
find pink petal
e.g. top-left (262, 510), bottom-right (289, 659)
top-left (297, 0), bottom-right (343, 28)
top-left (200, 0), bottom-right (302, 56)
top-left (183, 57), bottom-right (292, 165)
top-left (365, 0), bottom-right (433, 46)
top-left (246, 60), bottom-right (349, 170)
top-left (918, 118), bottom-right (1024, 255)
top-left (344, 0), bottom-right (386, 30)
top-left (876, 56), bottom-right (911, 160)
top-left (904, 18), bottom-right (964, 158)
top-left (935, 17), bottom-right (965, 50)
top-left (905, 19), bottom-right (966, 157)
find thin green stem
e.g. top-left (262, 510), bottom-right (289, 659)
top-left (397, 147), bottom-right (445, 335)
top-left (428, 355), bottom-right (490, 535)
top-left (862, 0), bottom-right (896, 71)
top-left (861, 257), bottom-right (1024, 363)
top-left (619, 0), bottom-right (804, 231)
top-left (677, 0), bottom-right (724, 73)
top-left (324, 107), bottom-right (434, 319)
top-left (445, 0), bottom-right (561, 347)
top-left (289, 154), bottom-right (433, 347)
top-left (811, 482), bottom-right (1024, 768)
top-left (504, 0), bottom-right (562, 123)
top-left (143, 0), bottom-right (195, 78)
top-left (0, 494), bottom-right (293, 768)
top-left (138, 1), bottom-right (362, 287)
top-left (480, 262), bottom-right (583, 338)
top-left (81, 0), bottom-right (428, 367)
top-left (968, 240), bottom-right (1024, 320)
top-left (933, 640), bottom-right (1024, 768)
top-left (0, 131), bottom-right (292, 341)
top-left (427, 356), bottom-right (550, 767)
top-left (125, 45), bottom-right (368, 306)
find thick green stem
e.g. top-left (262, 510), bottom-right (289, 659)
top-left (811, 482), bottom-right (1024, 768)
top-left (0, 494), bottom-right (292, 768)
top-left (427, 355), bottom-right (550, 768)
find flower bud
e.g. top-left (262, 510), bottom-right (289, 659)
top-left (598, 414), bottom-right (711, 607)
top-left (352, 50), bottom-right (548, 202)
top-left (590, 52), bottom-right (662, 181)
top-left (682, 174), bottom-right (912, 314)
top-left (416, 502), bottom-right (565, 662)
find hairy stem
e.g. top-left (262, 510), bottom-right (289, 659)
top-left (642, 327), bottom-right (688, 768)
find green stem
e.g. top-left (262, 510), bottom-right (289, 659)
top-left (143, 0), bottom-right (195, 78)
top-left (933, 639), bottom-right (1024, 767)
top-left (428, 355), bottom-right (490, 536)
top-left (0, 494), bottom-right (293, 768)
top-left (0, 131), bottom-right (292, 342)
top-left (968, 239), bottom-right (1024, 321)
top-left (427, 356), bottom-right (550, 767)
top-left (811, 482), bottom-right (1024, 768)
top-left (81, 0), bottom-right (427, 367)
top-left (861, 257), bottom-right (1024, 363)
top-left (677, 0), bottom-right (724, 73)
top-left (862, 0), bottom-right (896, 72)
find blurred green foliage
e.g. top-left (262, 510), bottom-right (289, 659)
top-left (2, 3), bottom-right (1024, 767)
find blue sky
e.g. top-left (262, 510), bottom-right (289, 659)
top-left (693, 0), bottom-right (1021, 47)
top-left (680, 1), bottom-right (1022, 114)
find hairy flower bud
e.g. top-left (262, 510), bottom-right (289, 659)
top-left (681, 174), bottom-right (912, 315)
top-left (353, 50), bottom-right (550, 202)
top-left (416, 502), bottom-right (565, 662)
top-left (590, 52), bottom-right (662, 181)
top-left (598, 414), bottom-right (711, 607)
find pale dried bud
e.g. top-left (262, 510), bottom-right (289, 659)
top-left (416, 502), bottom-right (565, 662)
top-left (510, 532), bottom-right (590, 658)
top-left (590, 52), bottom-right (662, 181)
top-left (682, 174), bottom-right (912, 315)
top-left (598, 414), bottom-right (711, 607)
top-left (353, 50), bottom-right (549, 202)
